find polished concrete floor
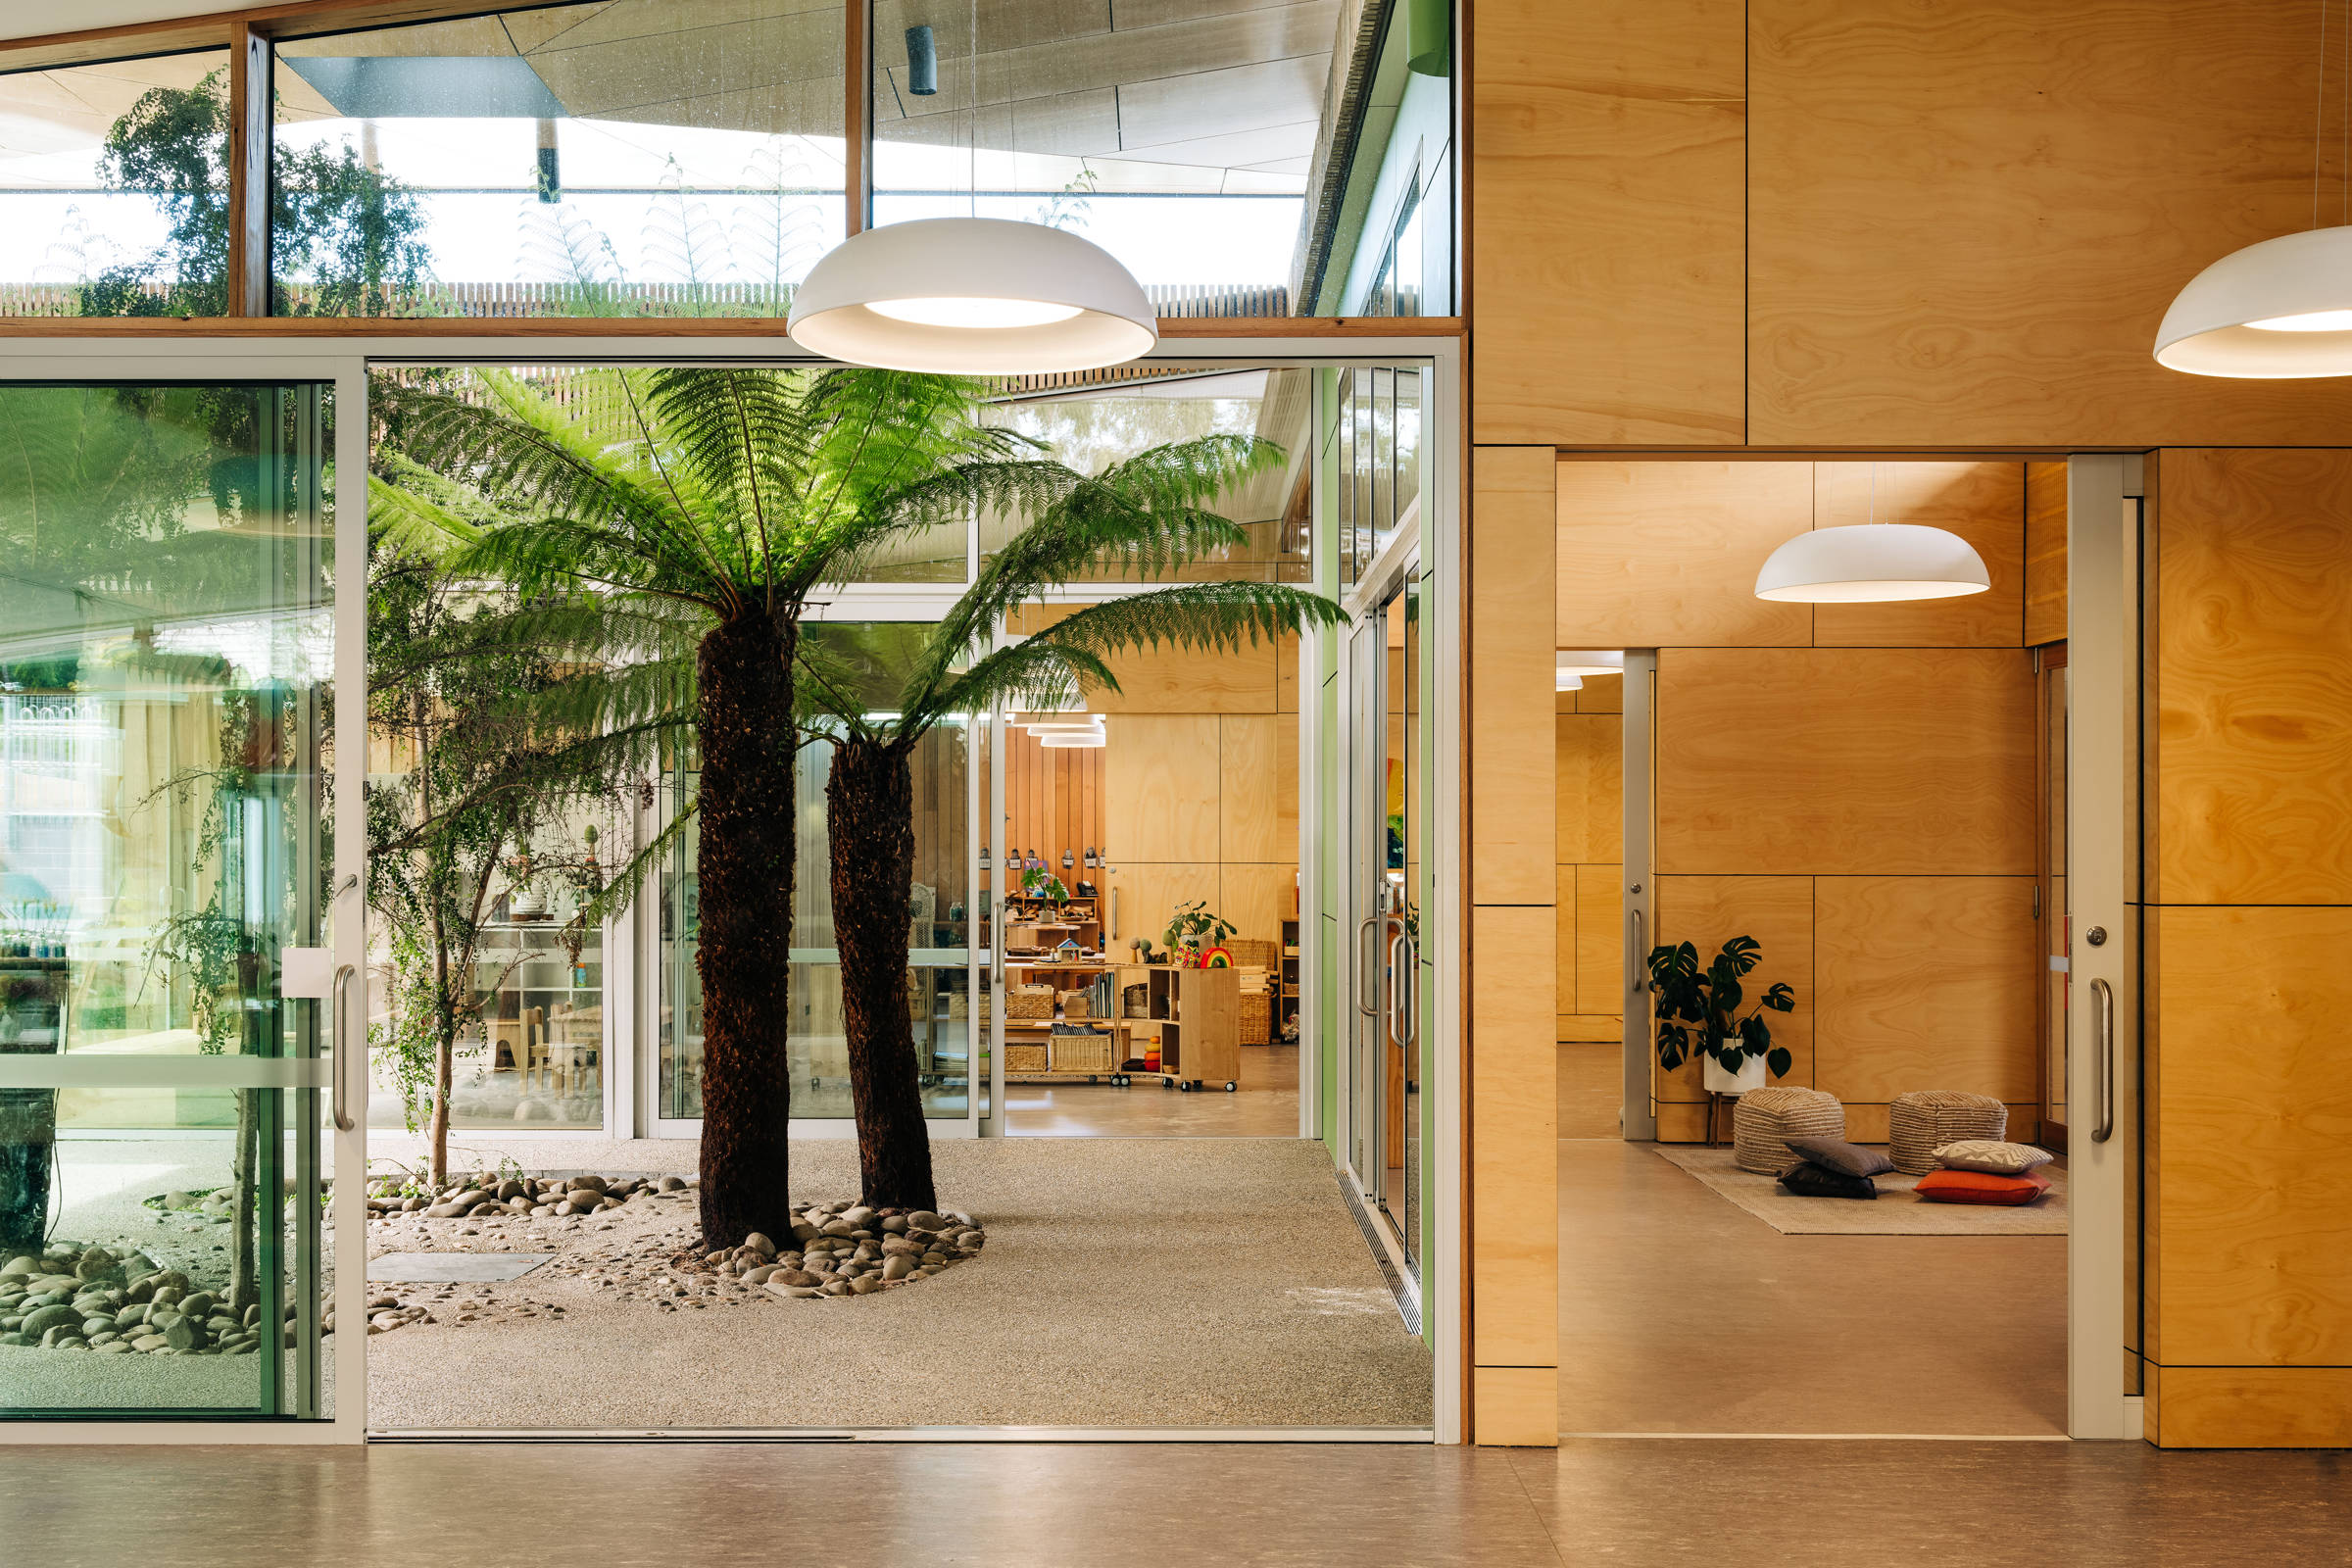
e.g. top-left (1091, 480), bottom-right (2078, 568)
top-left (1006, 1042), bottom-right (1299, 1135)
top-left (3, 1439), bottom-right (2345, 1566)
top-left (1560, 1139), bottom-right (2067, 1436)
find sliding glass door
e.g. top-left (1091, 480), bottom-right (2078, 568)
top-left (0, 381), bottom-right (339, 1421)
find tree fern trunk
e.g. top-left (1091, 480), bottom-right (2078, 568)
top-left (694, 610), bottom-right (797, 1248)
top-left (827, 736), bottom-right (937, 1212)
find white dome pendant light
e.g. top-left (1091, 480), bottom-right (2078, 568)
top-left (789, 218), bottom-right (1157, 373)
top-left (2157, 0), bottom-right (2352, 376)
top-left (1754, 464), bottom-right (1990, 603)
top-left (788, 7), bottom-right (1156, 373)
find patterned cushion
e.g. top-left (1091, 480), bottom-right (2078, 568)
top-left (1914, 1168), bottom-right (2052, 1206)
top-left (1934, 1139), bottom-right (2054, 1176)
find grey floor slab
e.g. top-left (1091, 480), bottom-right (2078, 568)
top-left (368, 1252), bottom-right (555, 1283)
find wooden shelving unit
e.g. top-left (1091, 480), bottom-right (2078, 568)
top-left (1116, 963), bottom-right (1240, 1092)
top-left (1280, 917), bottom-right (1301, 1038)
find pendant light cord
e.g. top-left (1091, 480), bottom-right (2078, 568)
top-left (2318, 0), bottom-right (2328, 230)
top-left (968, 0), bottom-right (978, 220)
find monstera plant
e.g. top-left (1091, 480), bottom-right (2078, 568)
top-left (1646, 935), bottom-right (1795, 1084)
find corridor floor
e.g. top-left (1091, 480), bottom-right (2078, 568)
top-left (4, 1438), bottom-right (2344, 1567)
top-left (1559, 1138), bottom-right (2067, 1436)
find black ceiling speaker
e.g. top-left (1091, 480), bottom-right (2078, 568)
top-left (906, 25), bottom-right (939, 96)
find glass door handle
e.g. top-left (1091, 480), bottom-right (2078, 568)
top-left (331, 963), bottom-right (357, 1132)
top-left (1357, 915), bottom-right (1381, 1018)
top-left (1389, 931), bottom-right (1418, 1050)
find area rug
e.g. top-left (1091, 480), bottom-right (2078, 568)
top-left (1653, 1146), bottom-right (2069, 1236)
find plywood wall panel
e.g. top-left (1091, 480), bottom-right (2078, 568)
top-left (1814, 876), bottom-right (2037, 1106)
top-left (2151, 449), bottom-right (2352, 906)
top-left (1105, 861), bottom-right (1220, 954)
top-left (1574, 864), bottom-right (1625, 1017)
top-left (1472, 0), bottom-right (1746, 445)
top-left (1555, 462), bottom-right (1814, 649)
top-left (1810, 462), bottom-right (2027, 649)
top-left (2025, 461), bottom-right (2069, 647)
top-left (1005, 604), bottom-right (1280, 714)
top-left (1653, 874), bottom-right (1816, 1105)
top-left (1217, 863), bottom-right (1296, 951)
top-left (1657, 648), bottom-right (2034, 876)
top-left (1554, 712), bottom-right (1622, 866)
top-left (1104, 714), bottom-right (1220, 864)
top-left (1469, 906), bottom-right (1559, 1370)
top-left (1747, 0), bottom-right (2352, 447)
top-left (1218, 714), bottom-right (1285, 863)
top-left (1554, 864), bottom-right (1577, 1020)
top-left (1472, 447), bottom-right (1559, 905)
top-left (2150, 906), bottom-right (2352, 1369)
top-left (2149, 1367), bottom-right (2352, 1449)
top-left (1574, 672), bottom-right (1624, 714)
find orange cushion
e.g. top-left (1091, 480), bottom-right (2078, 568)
top-left (1914, 1167), bottom-right (2052, 1206)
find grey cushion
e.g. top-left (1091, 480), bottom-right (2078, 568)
top-left (1934, 1139), bottom-right (2055, 1176)
top-left (1782, 1135), bottom-right (1894, 1178)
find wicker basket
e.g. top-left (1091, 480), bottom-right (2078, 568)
top-left (1051, 1031), bottom-right (1115, 1073)
top-left (1059, 989), bottom-right (1092, 1020)
top-left (1889, 1091), bottom-right (2007, 1174)
top-left (1227, 937), bottom-right (1280, 971)
top-left (1005, 985), bottom-right (1055, 1020)
top-left (1238, 989), bottom-right (1272, 1046)
top-left (1731, 1086), bottom-right (1846, 1173)
top-left (1004, 1042), bottom-right (1050, 1074)
top-left (1123, 983), bottom-right (1150, 1018)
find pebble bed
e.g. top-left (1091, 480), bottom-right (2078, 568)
top-left (362, 1171), bottom-right (987, 1335)
top-left (0, 1243), bottom-right (284, 1356)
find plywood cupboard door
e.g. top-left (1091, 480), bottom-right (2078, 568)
top-left (1575, 673), bottom-right (1624, 715)
top-left (1275, 631), bottom-right (1299, 713)
top-left (1217, 863), bottom-right (1296, 951)
top-left (1472, 0), bottom-right (1745, 445)
top-left (1656, 648), bottom-right (2035, 876)
top-left (1105, 861), bottom-right (1219, 954)
top-left (1555, 712), bottom-right (1623, 866)
top-left (2151, 449), bottom-right (2352, 906)
top-left (1813, 876), bottom-right (2037, 1106)
top-left (1746, 0), bottom-right (2352, 448)
top-left (2025, 461), bottom-right (2069, 647)
top-left (1005, 604), bottom-right (1279, 714)
top-left (1472, 448), bottom-right (1559, 906)
top-left (1555, 462), bottom-right (1815, 649)
top-left (2149, 1366), bottom-right (2352, 1449)
top-left (1810, 462), bottom-right (2027, 649)
top-left (1275, 718), bottom-right (1299, 862)
top-left (1554, 865), bottom-right (1578, 1019)
top-left (1105, 714), bottom-right (1220, 864)
top-left (1654, 874), bottom-right (1815, 1107)
top-left (2151, 906), bottom-right (2352, 1370)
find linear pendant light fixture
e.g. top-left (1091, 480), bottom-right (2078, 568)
top-left (787, 8), bottom-right (1157, 373)
top-left (2157, 0), bottom-right (2352, 375)
top-left (1753, 465), bottom-right (1990, 603)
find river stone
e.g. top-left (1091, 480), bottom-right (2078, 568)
top-left (133, 1335), bottom-right (168, 1351)
top-left (881, 1255), bottom-right (914, 1281)
top-left (741, 1266), bottom-right (776, 1286)
top-left (820, 1281), bottom-right (853, 1296)
top-left (818, 1220), bottom-right (856, 1237)
top-left (497, 1179), bottom-right (527, 1201)
top-left (79, 1316), bottom-right (113, 1339)
top-left (180, 1291), bottom-right (216, 1319)
top-left (1, 1256), bottom-right (36, 1277)
top-left (742, 1233), bottom-right (776, 1258)
top-left (849, 1276), bottom-right (879, 1295)
top-left (164, 1316), bottom-right (207, 1351)
top-left (840, 1206), bottom-right (876, 1229)
top-left (906, 1209), bottom-right (945, 1231)
top-left (19, 1303), bottom-right (79, 1339)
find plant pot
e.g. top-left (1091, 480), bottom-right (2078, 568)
top-left (1702, 1050), bottom-right (1768, 1096)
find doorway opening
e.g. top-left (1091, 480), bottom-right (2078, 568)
top-left (1555, 458), bottom-right (2072, 1438)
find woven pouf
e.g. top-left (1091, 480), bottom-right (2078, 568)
top-left (1888, 1090), bottom-right (2008, 1174)
top-left (1731, 1087), bottom-right (1846, 1174)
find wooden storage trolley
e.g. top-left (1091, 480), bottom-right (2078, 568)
top-left (1117, 963), bottom-right (1241, 1092)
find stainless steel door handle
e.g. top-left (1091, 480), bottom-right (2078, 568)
top-left (1629, 907), bottom-right (1646, 996)
top-left (331, 962), bottom-right (356, 1132)
top-left (1357, 915), bottom-right (1381, 1018)
top-left (1392, 933), bottom-right (1419, 1051)
top-left (2090, 977), bottom-right (2115, 1144)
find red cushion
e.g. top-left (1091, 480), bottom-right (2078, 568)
top-left (1914, 1167), bottom-right (2052, 1206)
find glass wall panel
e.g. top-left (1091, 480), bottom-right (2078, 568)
top-left (273, 5), bottom-right (845, 317)
top-left (659, 624), bottom-right (970, 1121)
top-left (1335, 364), bottom-right (1420, 589)
top-left (0, 51), bottom-right (235, 317)
top-left (870, 1), bottom-right (1333, 307)
top-left (979, 367), bottom-right (1311, 583)
top-left (0, 383), bottom-right (331, 1417)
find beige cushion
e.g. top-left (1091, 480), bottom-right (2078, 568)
top-left (1935, 1139), bottom-right (2054, 1176)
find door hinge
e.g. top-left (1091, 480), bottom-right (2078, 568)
top-left (2032, 884), bottom-right (2041, 919)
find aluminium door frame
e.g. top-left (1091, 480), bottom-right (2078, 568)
top-left (0, 331), bottom-right (1465, 1446)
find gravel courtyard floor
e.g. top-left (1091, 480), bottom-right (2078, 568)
top-left (366, 1137), bottom-right (1433, 1431)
